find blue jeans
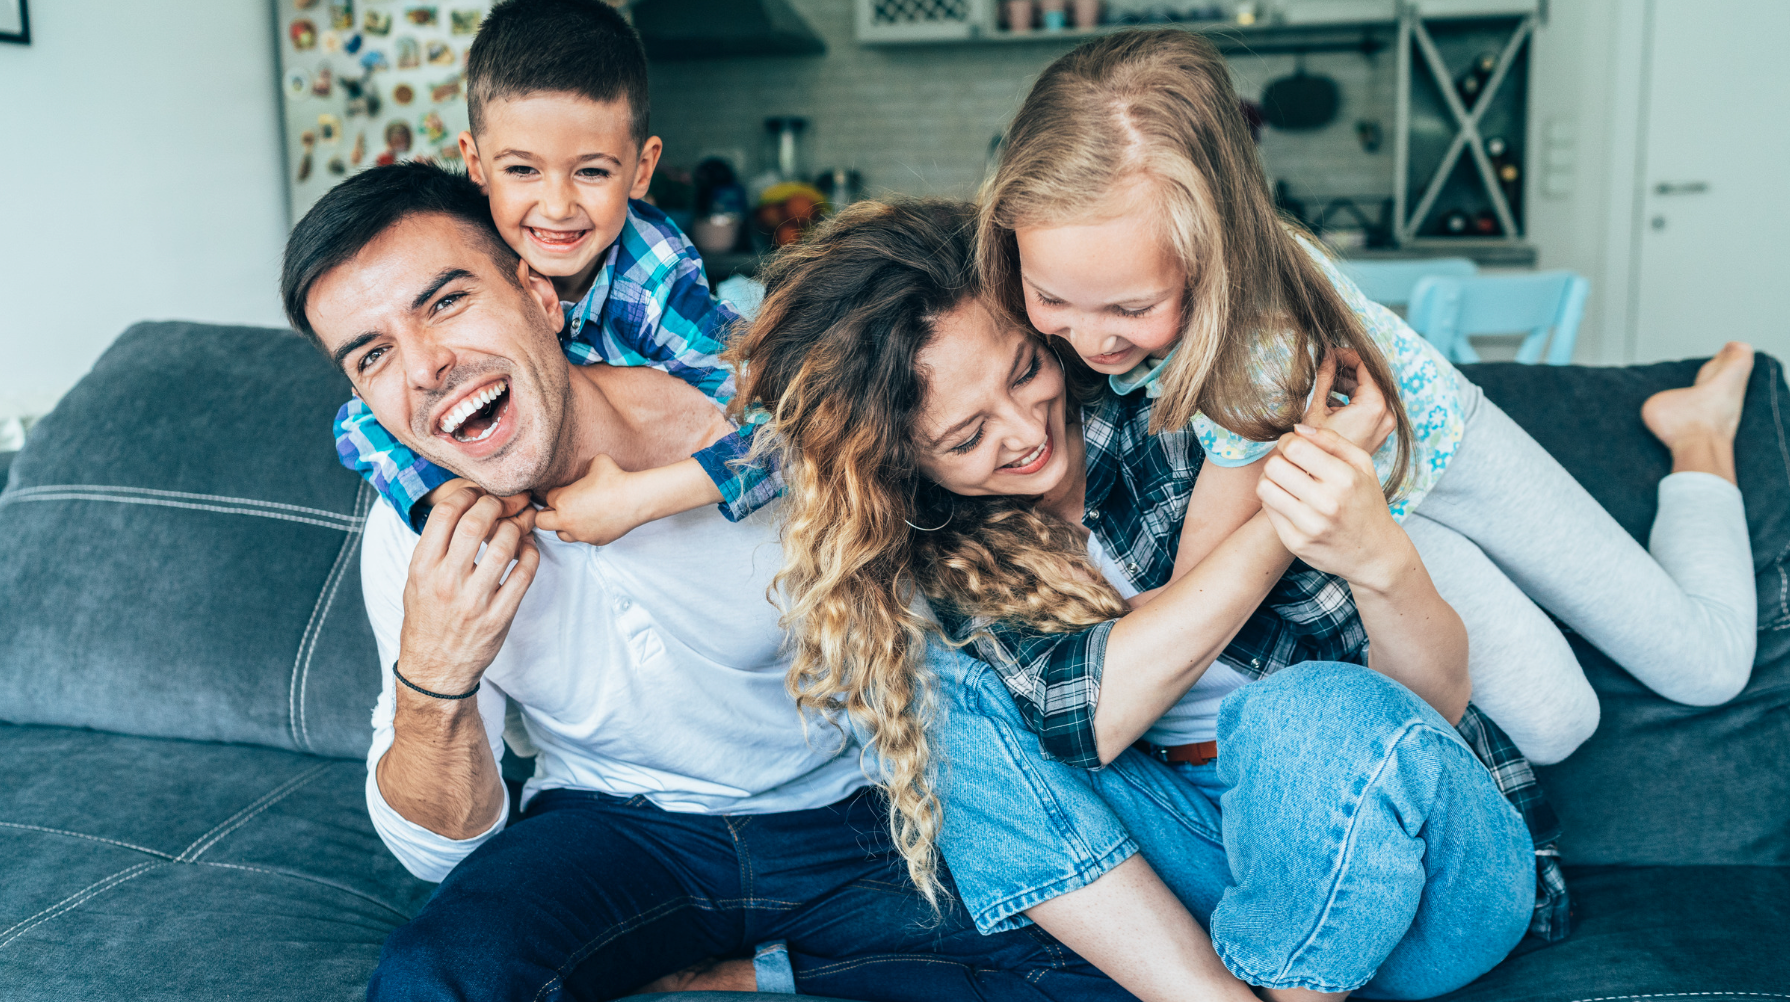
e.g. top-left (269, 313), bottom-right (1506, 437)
top-left (367, 785), bottom-right (1136, 1002)
top-left (932, 648), bottom-right (1536, 999)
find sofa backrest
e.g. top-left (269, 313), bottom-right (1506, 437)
top-left (1464, 356), bottom-right (1790, 869)
top-left (0, 322), bottom-right (380, 759)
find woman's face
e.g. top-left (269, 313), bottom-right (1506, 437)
top-left (912, 298), bottom-right (1072, 498)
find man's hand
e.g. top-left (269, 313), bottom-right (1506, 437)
top-left (398, 483), bottom-right (541, 695)
top-left (1256, 424), bottom-right (1406, 593)
top-left (537, 455), bottom-right (723, 546)
top-left (421, 477), bottom-right (532, 521)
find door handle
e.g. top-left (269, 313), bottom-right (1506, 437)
top-left (1654, 182), bottom-right (1710, 195)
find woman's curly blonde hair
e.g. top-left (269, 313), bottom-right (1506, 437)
top-left (726, 199), bottom-right (1127, 904)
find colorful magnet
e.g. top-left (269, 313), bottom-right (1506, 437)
top-left (395, 37), bottom-right (420, 69)
top-left (391, 82), bottom-right (415, 105)
top-left (289, 19), bottom-right (318, 50)
top-left (430, 77), bottom-right (461, 103)
top-left (322, 30), bottom-right (341, 52)
top-left (424, 40), bottom-right (453, 66)
top-left (363, 10), bottom-right (392, 35)
top-left (297, 153), bottom-right (314, 182)
top-left (285, 69), bottom-right (311, 98)
top-left (317, 113), bottom-right (343, 144)
top-left (450, 9), bottom-right (482, 34)
top-left (328, 156), bottom-right (347, 176)
top-left (344, 32), bottom-right (363, 54)
top-left (311, 65), bottom-right (333, 97)
top-left (406, 6), bottom-right (439, 26)
top-left (360, 49), bottom-right (388, 72)
top-left (385, 120), bottom-right (414, 154)
top-left (418, 111), bottom-right (447, 144)
top-left (330, 3), bottom-right (354, 31)
top-left (295, 0), bottom-right (319, 8)
top-left (350, 131), bottom-right (367, 166)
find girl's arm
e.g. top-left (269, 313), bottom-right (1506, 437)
top-left (1257, 425), bottom-right (1470, 723)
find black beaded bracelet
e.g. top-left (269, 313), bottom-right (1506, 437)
top-left (392, 662), bottom-right (481, 700)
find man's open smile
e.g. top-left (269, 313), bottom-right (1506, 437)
top-left (431, 376), bottom-right (516, 454)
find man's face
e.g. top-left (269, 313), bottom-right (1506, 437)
top-left (306, 211), bottom-right (572, 497)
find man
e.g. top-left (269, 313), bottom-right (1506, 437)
top-left (280, 163), bottom-right (1132, 1001)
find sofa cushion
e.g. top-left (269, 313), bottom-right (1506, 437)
top-left (0, 722), bottom-right (433, 1001)
top-left (1463, 356), bottom-right (1790, 867)
top-left (0, 322), bottom-right (381, 758)
top-left (1435, 865), bottom-right (1790, 1001)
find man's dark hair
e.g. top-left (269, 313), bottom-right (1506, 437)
top-left (281, 161), bottom-right (521, 346)
top-left (467, 0), bottom-right (650, 146)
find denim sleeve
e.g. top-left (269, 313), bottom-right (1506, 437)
top-left (951, 613), bottom-right (1114, 770)
top-left (334, 397), bottom-right (456, 531)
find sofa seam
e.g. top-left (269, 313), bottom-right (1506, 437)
top-left (0, 821), bottom-right (176, 859)
top-left (0, 484), bottom-right (360, 521)
top-left (175, 763), bottom-right (333, 862)
top-left (0, 492), bottom-right (365, 533)
top-left (1566, 995), bottom-right (1790, 1002)
top-left (291, 481), bottom-right (372, 751)
top-left (0, 861), bottom-right (165, 949)
top-left (193, 860), bottom-right (412, 920)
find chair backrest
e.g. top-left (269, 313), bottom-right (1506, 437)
top-left (1336, 256), bottom-right (1478, 307)
top-left (1407, 271), bottom-right (1590, 365)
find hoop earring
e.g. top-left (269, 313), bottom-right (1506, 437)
top-left (904, 481), bottom-right (954, 532)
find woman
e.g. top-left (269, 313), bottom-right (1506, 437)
top-left (726, 198), bottom-right (1579, 1001)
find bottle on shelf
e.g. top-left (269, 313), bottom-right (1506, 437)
top-left (1454, 51), bottom-right (1499, 108)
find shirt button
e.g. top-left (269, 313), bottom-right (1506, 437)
top-left (1087, 509), bottom-right (1101, 522)
top-left (1251, 658), bottom-right (1262, 668)
top-left (614, 597), bottom-right (632, 613)
top-left (1125, 561), bottom-right (1140, 575)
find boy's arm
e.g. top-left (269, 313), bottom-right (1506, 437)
top-left (536, 455), bottom-right (723, 546)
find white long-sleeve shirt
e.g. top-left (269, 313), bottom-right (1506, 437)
top-left (359, 500), bottom-right (869, 882)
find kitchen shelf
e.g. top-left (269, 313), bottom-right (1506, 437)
top-left (1347, 239), bottom-right (1535, 267)
top-left (860, 18), bottom-right (1395, 56)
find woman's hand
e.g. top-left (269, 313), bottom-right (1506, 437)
top-left (1256, 424), bottom-right (1407, 591)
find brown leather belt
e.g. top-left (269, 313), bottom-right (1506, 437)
top-left (1134, 738), bottom-right (1219, 766)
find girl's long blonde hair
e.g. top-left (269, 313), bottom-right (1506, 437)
top-left (979, 28), bottom-right (1413, 498)
top-left (727, 199), bottom-right (1128, 903)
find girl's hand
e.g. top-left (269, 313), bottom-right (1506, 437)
top-left (1304, 349), bottom-right (1396, 456)
top-left (1256, 423), bottom-right (1409, 594)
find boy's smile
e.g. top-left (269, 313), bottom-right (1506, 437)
top-left (460, 91), bottom-right (663, 303)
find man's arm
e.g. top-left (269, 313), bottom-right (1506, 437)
top-left (366, 486), bottom-right (540, 853)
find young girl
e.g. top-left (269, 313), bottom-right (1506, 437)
top-left (978, 28), bottom-right (1758, 765)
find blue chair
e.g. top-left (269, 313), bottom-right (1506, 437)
top-left (1337, 257), bottom-right (1478, 307)
top-left (1406, 271), bottom-right (1590, 365)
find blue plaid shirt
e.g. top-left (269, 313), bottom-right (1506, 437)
top-left (935, 388), bottom-right (1570, 942)
top-left (332, 199), bottom-right (780, 529)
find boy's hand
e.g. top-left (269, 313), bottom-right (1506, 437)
top-left (536, 455), bottom-right (645, 545)
top-left (422, 477), bottom-right (532, 520)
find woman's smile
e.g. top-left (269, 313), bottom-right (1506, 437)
top-left (1000, 433), bottom-right (1053, 475)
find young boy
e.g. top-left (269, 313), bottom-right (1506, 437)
top-left (333, 0), bottom-right (774, 539)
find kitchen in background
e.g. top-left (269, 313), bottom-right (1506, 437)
top-left (639, 0), bottom-right (1543, 286)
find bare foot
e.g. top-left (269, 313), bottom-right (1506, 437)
top-left (631, 956), bottom-right (756, 995)
top-left (1640, 341), bottom-right (1753, 484)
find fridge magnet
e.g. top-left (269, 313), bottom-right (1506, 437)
top-left (430, 77), bottom-right (462, 103)
top-left (450, 10), bottom-right (482, 35)
top-left (360, 49), bottom-right (388, 72)
top-left (391, 82), bottom-right (415, 105)
top-left (405, 6), bottom-right (439, 27)
top-left (317, 113), bottom-right (343, 145)
top-left (385, 120), bottom-right (414, 154)
top-left (328, 156), bottom-right (347, 176)
top-left (322, 30), bottom-right (341, 52)
top-left (350, 131), bottom-right (367, 166)
top-left (437, 142), bottom-right (463, 163)
top-left (425, 39), bottom-right (454, 66)
top-left (330, 3), bottom-right (354, 31)
top-left (395, 37), bottom-right (420, 69)
top-left (418, 111), bottom-right (447, 144)
top-left (311, 65), bottom-right (333, 97)
top-left (363, 10), bottom-right (392, 35)
top-left (295, 0), bottom-right (319, 8)
top-left (289, 19), bottom-right (318, 50)
top-left (344, 33), bottom-right (364, 54)
top-left (285, 69), bottom-right (312, 99)
top-left (297, 153), bottom-right (314, 183)
top-left (297, 130), bottom-right (317, 182)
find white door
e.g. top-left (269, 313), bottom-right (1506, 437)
top-left (1632, 0), bottom-right (1790, 363)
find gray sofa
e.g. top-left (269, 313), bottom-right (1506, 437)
top-left (1, 321), bottom-right (1786, 1001)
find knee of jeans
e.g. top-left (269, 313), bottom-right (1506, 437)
top-left (369, 916), bottom-right (466, 1001)
top-left (1219, 661), bottom-right (1435, 757)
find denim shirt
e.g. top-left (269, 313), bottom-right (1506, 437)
top-left (935, 388), bottom-right (1571, 942)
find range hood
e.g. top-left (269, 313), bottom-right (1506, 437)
top-left (631, 0), bottom-right (827, 60)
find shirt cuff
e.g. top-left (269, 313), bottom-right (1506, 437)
top-left (364, 762), bottom-right (507, 883)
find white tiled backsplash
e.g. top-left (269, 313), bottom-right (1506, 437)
top-left (647, 0), bottom-right (1399, 205)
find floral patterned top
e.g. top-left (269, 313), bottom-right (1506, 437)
top-left (1108, 235), bottom-right (1464, 522)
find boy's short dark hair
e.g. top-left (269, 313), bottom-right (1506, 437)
top-left (281, 161), bottom-right (521, 346)
top-left (467, 0), bottom-right (650, 146)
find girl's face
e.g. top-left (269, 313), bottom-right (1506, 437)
top-left (1014, 197), bottom-right (1186, 377)
top-left (912, 298), bottom-right (1072, 498)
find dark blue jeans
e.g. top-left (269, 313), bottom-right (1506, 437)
top-left (367, 787), bottom-right (1133, 1001)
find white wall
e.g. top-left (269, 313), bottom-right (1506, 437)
top-left (0, 0), bottom-right (291, 422)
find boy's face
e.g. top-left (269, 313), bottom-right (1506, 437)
top-left (460, 91), bottom-right (663, 302)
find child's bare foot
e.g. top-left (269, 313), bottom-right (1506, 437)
top-left (631, 956), bottom-right (756, 994)
top-left (1641, 341), bottom-right (1753, 484)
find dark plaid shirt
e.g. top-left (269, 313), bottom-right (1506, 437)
top-left (935, 389), bottom-right (1570, 942)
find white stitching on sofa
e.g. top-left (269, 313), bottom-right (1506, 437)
top-left (175, 763), bottom-right (333, 862)
top-left (0, 821), bottom-right (175, 859)
top-left (194, 861), bottom-right (411, 920)
top-left (0, 492), bottom-right (364, 533)
top-left (0, 484), bottom-right (360, 522)
top-left (290, 482), bottom-right (372, 751)
top-left (0, 861), bottom-right (164, 949)
top-left (1566, 994), bottom-right (1790, 1002)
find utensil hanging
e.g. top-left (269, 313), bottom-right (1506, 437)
top-left (1261, 54), bottom-right (1340, 131)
